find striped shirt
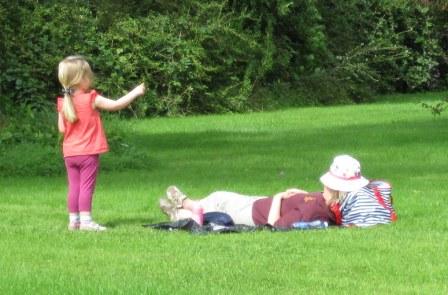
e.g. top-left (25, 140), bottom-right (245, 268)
top-left (340, 181), bottom-right (396, 227)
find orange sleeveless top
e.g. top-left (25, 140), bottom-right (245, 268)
top-left (57, 90), bottom-right (109, 157)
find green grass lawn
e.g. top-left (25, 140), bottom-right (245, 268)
top-left (1, 91), bottom-right (448, 294)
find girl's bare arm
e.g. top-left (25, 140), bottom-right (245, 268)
top-left (94, 83), bottom-right (146, 112)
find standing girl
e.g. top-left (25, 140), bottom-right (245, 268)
top-left (57, 56), bottom-right (145, 231)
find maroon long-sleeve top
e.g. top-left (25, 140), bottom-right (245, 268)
top-left (252, 192), bottom-right (336, 228)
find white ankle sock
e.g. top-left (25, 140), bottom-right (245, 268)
top-left (69, 213), bottom-right (80, 224)
top-left (80, 214), bottom-right (92, 224)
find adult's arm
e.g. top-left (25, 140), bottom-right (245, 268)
top-left (267, 191), bottom-right (297, 226)
top-left (267, 193), bottom-right (283, 226)
top-left (94, 83), bottom-right (146, 112)
top-left (286, 188), bottom-right (308, 194)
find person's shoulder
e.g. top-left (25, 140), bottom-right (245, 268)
top-left (288, 192), bottom-right (322, 202)
top-left (301, 192), bottom-right (326, 205)
top-left (309, 192), bottom-right (323, 198)
top-left (292, 192), bottom-right (322, 198)
top-left (88, 89), bottom-right (98, 95)
top-left (88, 89), bottom-right (100, 102)
top-left (71, 90), bottom-right (98, 106)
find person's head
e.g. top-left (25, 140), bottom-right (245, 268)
top-left (320, 155), bottom-right (369, 204)
top-left (58, 56), bottom-right (94, 123)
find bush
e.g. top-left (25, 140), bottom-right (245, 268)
top-left (94, 1), bottom-right (270, 115)
top-left (1, 0), bottom-right (447, 177)
top-left (319, 0), bottom-right (445, 94)
top-left (0, 106), bottom-right (58, 146)
top-left (0, 0), bottom-right (446, 117)
top-left (370, 2), bottom-right (443, 91)
top-left (0, 3), bottom-right (98, 110)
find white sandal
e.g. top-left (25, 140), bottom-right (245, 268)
top-left (79, 221), bottom-right (107, 231)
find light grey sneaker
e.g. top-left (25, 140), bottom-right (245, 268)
top-left (166, 186), bottom-right (187, 208)
top-left (159, 198), bottom-right (176, 220)
top-left (159, 198), bottom-right (192, 221)
top-left (79, 221), bottom-right (107, 231)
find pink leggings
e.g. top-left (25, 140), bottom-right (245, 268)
top-left (64, 155), bottom-right (99, 213)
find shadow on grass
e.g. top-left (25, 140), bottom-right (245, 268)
top-left (124, 116), bottom-right (448, 180)
top-left (104, 217), bottom-right (156, 228)
top-left (1, 115), bottom-right (447, 180)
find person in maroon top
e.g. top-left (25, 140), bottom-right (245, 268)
top-left (251, 192), bottom-right (335, 228)
top-left (159, 155), bottom-right (369, 229)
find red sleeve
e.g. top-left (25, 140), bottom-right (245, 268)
top-left (57, 97), bottom-right (63, 113)
top-left (90, 90), bottom-right (98, 105)
top-left (330, 203), bottom-right (342, 225)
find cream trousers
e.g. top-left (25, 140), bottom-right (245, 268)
top-left (199, 191), bottom-right (265, 226)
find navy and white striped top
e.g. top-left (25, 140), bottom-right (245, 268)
top-left (340, 180), bottom-right (396, 227)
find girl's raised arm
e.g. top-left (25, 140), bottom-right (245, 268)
top-left (94, 83), bottom-right (146, 112)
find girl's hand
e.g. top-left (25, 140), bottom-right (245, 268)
top-left (95, 83), bottom-right (146, 112)
top-left (132, 83), bottom-right (146, 97)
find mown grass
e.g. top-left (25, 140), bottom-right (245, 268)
top-left (1, 91), bottom-right (448, 294)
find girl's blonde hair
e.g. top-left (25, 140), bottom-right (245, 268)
top-left (58, 56), bottom-right (93, 123)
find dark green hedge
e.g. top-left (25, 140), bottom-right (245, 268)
top-left (0, 1), bottom-right (447, 123)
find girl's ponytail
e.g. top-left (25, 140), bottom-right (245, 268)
top-left (58, 56), bottom-right (93, 123)
top-left (62, 88), bottom-right (77, 123)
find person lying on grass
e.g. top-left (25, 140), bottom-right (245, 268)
top-left (159, 155), bottom-right (369, 229)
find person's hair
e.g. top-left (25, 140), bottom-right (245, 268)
top-left (326, 189), bottom-right (349, 204)
top-left (337, 191), bottom-right (349, 203)
top-left (58, 56), bottom-right (94, 123)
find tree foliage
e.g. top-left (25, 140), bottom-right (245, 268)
top-left (0, 0), bottom-right (446, 126)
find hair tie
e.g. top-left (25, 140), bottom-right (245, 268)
top-left (62, 87), bottom-right (75, 96)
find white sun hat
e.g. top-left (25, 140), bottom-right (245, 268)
top-left (319, 155), bottom-right (369, 192)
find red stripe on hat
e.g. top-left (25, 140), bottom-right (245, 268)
top-left (329, 171), bottom-right (361, 181)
